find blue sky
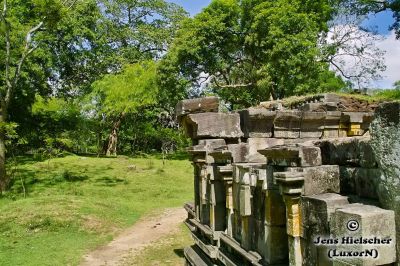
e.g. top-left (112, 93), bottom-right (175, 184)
top-left (168, 0), bottom-right (211, 15)
top-left (363, 10), bottom-right (394, 35)
top-left (169, 1), bottom-right (399, 88)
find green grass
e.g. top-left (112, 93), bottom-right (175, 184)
top-left (0, 155), bottom-right (193, 266)
top-left (374, 89), bottom-right (400, 100)
top-left (264, 91), bottom-right (400, 109)
top-left (123, 223), bottom-right (192, 266)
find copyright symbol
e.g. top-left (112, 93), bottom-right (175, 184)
top-left (347, 220), bottom-right (359, 231)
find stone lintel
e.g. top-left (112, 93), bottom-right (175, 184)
top-left (182, 112), bottom-right (243, 139)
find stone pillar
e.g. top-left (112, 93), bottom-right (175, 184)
top-left (199, 164), bottom-right (210, 225)
top-left (301, 193), bottom-right (349, 266)
top-left (260, 167), bottom-right (288, 265)
top-left (283, 194), bottom-right (303, 266)
top-left (275, 171), bottom-right (305, 266)
top-left (225, 180), bottom-right (234, 237)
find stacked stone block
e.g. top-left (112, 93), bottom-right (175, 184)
top-left (178, 95), bottom-right (397, 266)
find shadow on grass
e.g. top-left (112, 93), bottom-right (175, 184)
top-left (151, 152), bottom-right (189, 161)
top-left (94, 176), bottom-right (126, 186)
top-left (10, 152), bottom-right (75, 166)
top-left (173, 248), bottom-right (185, 258)
top-left (6, 167), bottom-right (90, 198)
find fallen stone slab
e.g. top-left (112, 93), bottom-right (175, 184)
top-left (302, 165), bottom-right (340, 196)
top-left (176, 97), bottom-right (219, 118)
top-left (301, 193), bottom-right (349, 266)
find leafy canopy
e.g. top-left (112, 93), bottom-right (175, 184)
top-left (91, 61), bottom-right (158, 115)
top-left (159, 0), bottom-right (345, 108)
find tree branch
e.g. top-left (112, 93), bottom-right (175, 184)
top-left (4, 21), bottom-right (44, 107)
top-left (3, 0), bottom-right (12, 94)
top-left (211, 76), bottom-right (254, 89)
top-left (62, 0), bottom-right (79, 10)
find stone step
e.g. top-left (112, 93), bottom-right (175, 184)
top-left (184, 245), bottom-right (215, 266)
top-left (219, 233), bottom-right (263, 266)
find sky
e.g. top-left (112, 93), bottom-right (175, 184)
top-left (168, 1), bottom-right (399, 88)
top-left (168, 0), bottom-right (211, 15)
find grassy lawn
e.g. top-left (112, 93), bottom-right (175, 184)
top-left (0, 155), bottom-right (192, 266)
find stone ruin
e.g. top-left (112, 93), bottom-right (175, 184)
top-left (176, 94), bottom-right (399, 266)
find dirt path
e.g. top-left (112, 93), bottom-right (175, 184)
top-left (80, 208), bottom-right (187, 266)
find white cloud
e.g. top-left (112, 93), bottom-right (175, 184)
top-left (373, 31), bottom-right (400, 88)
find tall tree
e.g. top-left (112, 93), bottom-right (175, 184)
top-left (0, 0), bottom-right (74, 191)
top-left (159, 0), bottom-right (345, 109)
top-left (89, 61), bottom-right (158, 156)
top-left (0, 0), bottom-right (187, 190)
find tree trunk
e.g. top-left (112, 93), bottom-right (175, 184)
top-left (0, 108), bottom-right (7, 193)
top-left (106, 113), bottom-right (125, 157)
top-left (106, 128), bottom-right (118, 157)
top-left (97, 131), bottom-right (102, 157)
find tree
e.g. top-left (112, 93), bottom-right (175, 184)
top-left (395, 80), bottom-right (400, 89)
top-left (159, 0), bottom-right (345, 109)
top-left (90, 61), bottom-right (158, 156)
top-left (44, 0), bottom-right (187, 97)
top-left (0, 0), bottom-right (75, 192)
top-left (0, 0), bottom-right (188, 191)
top-left (320, 18), bottom-right (386, 88)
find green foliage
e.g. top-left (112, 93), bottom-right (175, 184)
top-left (374, 89), bottom-right (400, 100)
top-left (159, 0), bottom-right (345, 108)
top-left (116, 110), bottom-right (190, 155)
top-left (394, 80), bottom-right (400, 89)
top-left (4, 0), bottom-right (188, 158)
top-left (91, 61), bottom-right (158, 115)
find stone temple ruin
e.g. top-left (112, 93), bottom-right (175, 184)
top-left (176, 94), bottom-right (399, 266)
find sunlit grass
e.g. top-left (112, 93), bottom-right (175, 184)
top-left (0, 155), bottom-right (192, 266)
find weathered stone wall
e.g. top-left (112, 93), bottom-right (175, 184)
top-left (177, 95), bottom-right (398, 266)
top-left (370, 102), bottom-right (400, 265)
